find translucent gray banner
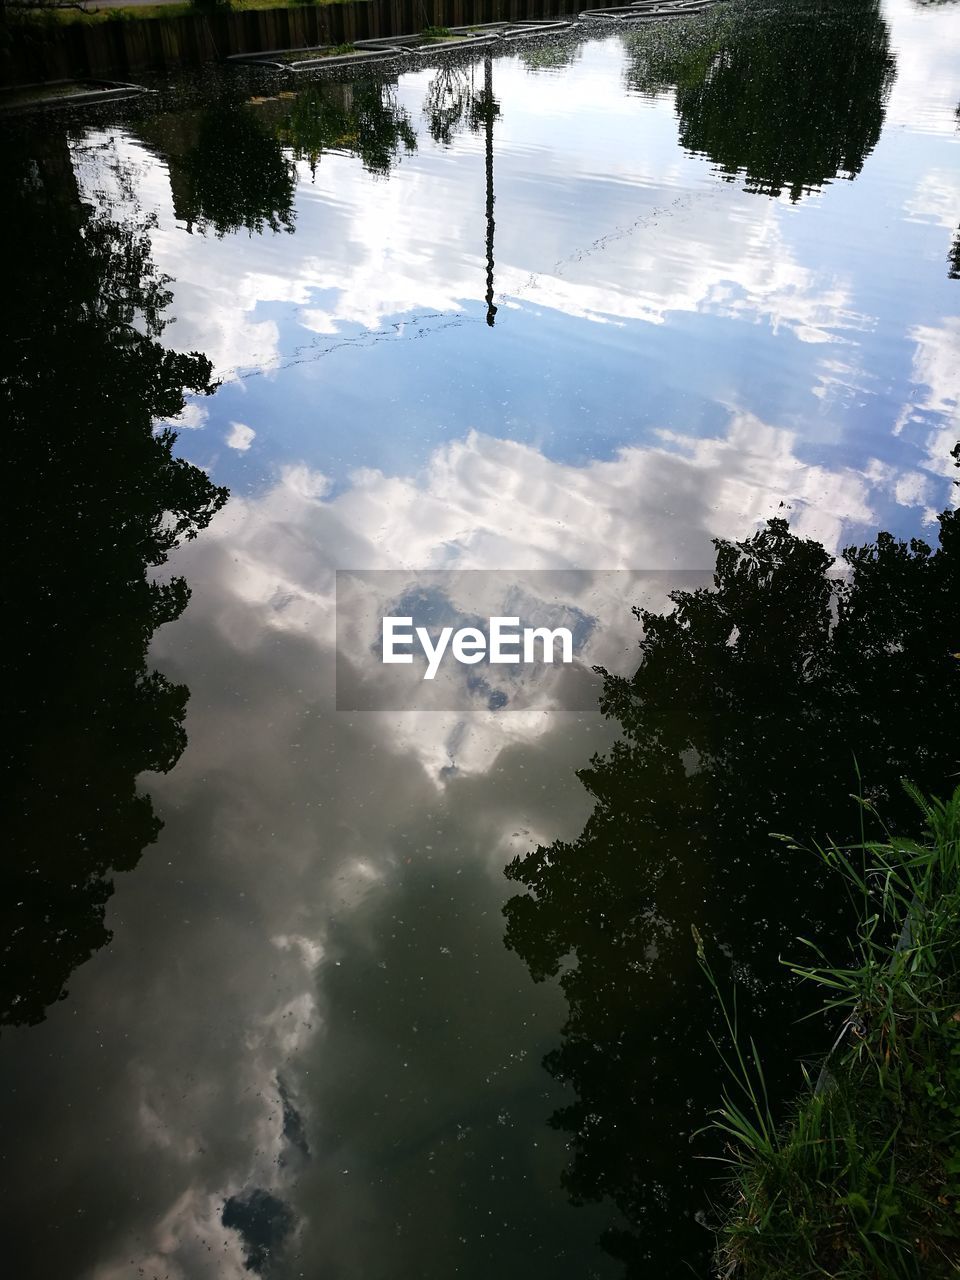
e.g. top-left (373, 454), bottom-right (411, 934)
top-left (335, 569), bottom-right (711, 711)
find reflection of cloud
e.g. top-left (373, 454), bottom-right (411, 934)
top-left (227, 421), bottom-right (256, 451)
top-left (504, 195), bottom-right (864, 343)
top-left (811, 354), bottom-right (879, 409)
top-left (75, 72), bottom-right (864, 389)
top-left (278, 172), bottom-right (862, 352)
top-left (93, 1187), bottom-right (252, 1280)
top-left (0, 413), bottom-right (926, 1280)
top-left (906, 320), bottom-right (960, 422)
top-left (894, 469), bottom-right (934, 507)
top-left (56, 406), bottom-right (875, 1277)
top-left (160, 400), bottom-right (209, 431)
top-left (168, 414), bottom-right (873, 778)
top-left (904, 168), bottom-right (960, 228)
top-left (894, 319), bottom-right (960, 503)
top-left (203, 414), bottom-right (873, 610)
top-left (884, 0), bottom-right (960, 136)
top-left (65, 578), bottom-right (615, 1278)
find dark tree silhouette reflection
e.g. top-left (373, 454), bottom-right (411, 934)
top-left (150, 103), bottom-right (297, 236)
top-left (279, 79), bottom-right (417, 178)
top-left (420, 59), bottom-right (502, 324)
top-left (422, 60), bottom-right (501, 147)
top-left (0, 130), bottom-right (228, 1028)
top-left (504, 471), bottom-right (960, 1275)
top-left (624, 0), bottom-right (896, 201)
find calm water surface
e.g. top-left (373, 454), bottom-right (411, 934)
top-left (2, 0), bottom-right (960, 1275)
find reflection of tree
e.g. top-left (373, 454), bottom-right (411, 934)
top-left (482, 56), bottom-right (498, 328)
top-left (177, 105), bottom-right (297, 235)
top-left (279, 80), bottom-right (417, 178)
top-left (504, 484), bottom-right (960, 1274)
top-left (949, 226), bottom-right (960, 279)
top-left (624, 0), bottom-right (896, 201)
top-left (0, 132), bottom-right (228, 1027)
top-left (422, 60), bottom-right (501, 146)
top-left (420, 59), bottom-right (501, 324)
top-left (424, 63), bottom-right (477, 146)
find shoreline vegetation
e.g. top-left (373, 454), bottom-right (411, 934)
top-left (702, 787), bottom-right (960, 1278)
top-left (3, 0), bottom-right (346, 27)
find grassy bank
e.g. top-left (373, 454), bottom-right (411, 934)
top-left (703, 785), bottom-right (960, 1278)
top-left (5, 0), bottom-right (343, 28)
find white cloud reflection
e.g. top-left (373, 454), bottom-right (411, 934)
top-left (154, 412), bottom-right (876, 787)
top-left (894, 318), bottom-right (960, 506)
top-left (226, 421), bottom-right (256, 451)
top-left (68, 408), bottom-right (889, 1280)
top-left (74, 58), bottom-right (867, 390)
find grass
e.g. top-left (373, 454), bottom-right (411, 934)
top-left (8, 0), bottom-right (344, 27)
top-left (418, 25), bottom-right (467, 43)
top-left (699, 783), bottom-right (960, 1278)
top-left (270, 41), bottom-right (357, 59)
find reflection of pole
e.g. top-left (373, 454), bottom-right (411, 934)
top-left (484, 54), bottom-right (497, 327)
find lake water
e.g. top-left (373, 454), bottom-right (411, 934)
top-left (2, 0), bottom-right (959, 1276)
